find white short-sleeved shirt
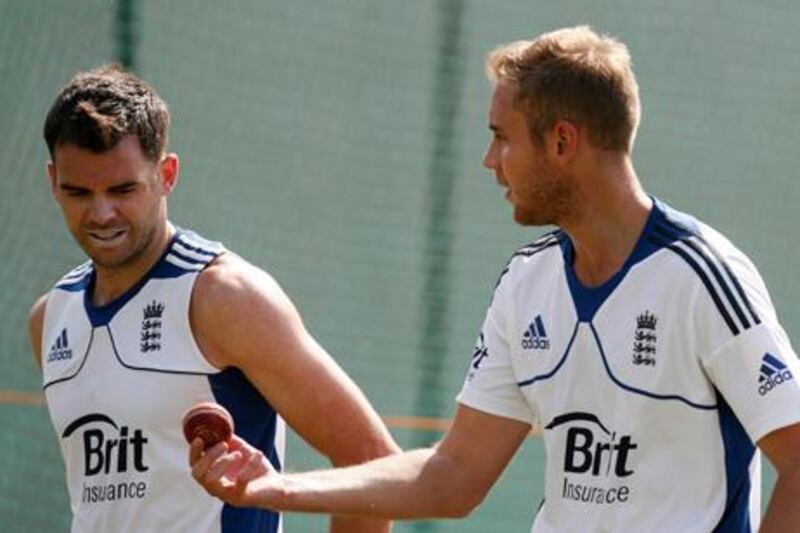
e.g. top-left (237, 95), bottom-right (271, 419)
top-left (458, 199), bottom-right (800, 533)
top-left (42, 229), bottom-right (285, 533)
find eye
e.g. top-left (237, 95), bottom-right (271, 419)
top-left (111, 184), bottom-right (137, 195)
top-left (64, 189), bottom-right (88, 198)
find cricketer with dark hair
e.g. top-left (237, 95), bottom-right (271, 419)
top-left (30, 65), bottom-right (398, 533)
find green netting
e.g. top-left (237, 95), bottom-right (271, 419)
top-left (0, 0), bottom-right (796, 530)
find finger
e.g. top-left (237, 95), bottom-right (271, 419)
top-left (236, 450), bottom-right (268, 483)
top-left (191, 441), bottom-right (228, 481)
top-left (205, 450), bottom-right (245, 483)
top-left (223, 435), bottom-right (261, 470)
top-left (188, 438), bottom-right (204, 466)
top-left (228, 433), bottom-right (253, 452)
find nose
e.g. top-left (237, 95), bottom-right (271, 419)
top-left (482, 141), bottom-right (497, 170)
top-left (87, 195), bottom-right (118, 226)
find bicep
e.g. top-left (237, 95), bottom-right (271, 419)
top-left (194, 261), bottom-right (395, 463)
top-left (434, 404), bottom-right (531, 500)
top-left (759, 422), bottom-right (800, 474)
top-left (251, 314), bottom-right (392, 463)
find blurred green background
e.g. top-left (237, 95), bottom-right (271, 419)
top-left (1, 0), bottom-right (797, 530)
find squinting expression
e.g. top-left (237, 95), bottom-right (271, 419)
top-left (482, 81), bottom-right (570, 226)
top-left (48, 136), bottom-right (170, 270)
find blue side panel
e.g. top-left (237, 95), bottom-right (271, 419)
top-left (713, 391), bottom-right (755, 533)
top-left (209, 368), bottom-right (282, 533)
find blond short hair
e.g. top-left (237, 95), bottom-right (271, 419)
top-left (486, 25), bottom-right (640, 152)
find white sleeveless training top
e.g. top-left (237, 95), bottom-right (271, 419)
top-left (42, 229), bottom-right (285, 533)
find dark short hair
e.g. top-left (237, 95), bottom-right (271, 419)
top-left (43, 65), bottom-right (170, 161)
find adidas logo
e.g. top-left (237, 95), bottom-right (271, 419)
top-left (758, 353), bottom-right (793, 396)
top-left (47, 328), bottom-right (74, 363)
top-left (522, 315), bottom-right (550, 350)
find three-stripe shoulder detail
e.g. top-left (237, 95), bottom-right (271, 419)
top-left (164, 233), bottom-right (224, 272)
top-left (495, 232), bottom-right (562, 289)
top-left (647, 221), bottom-right (760, 336)
top-left (55, 261), bottom-right (92, 289)
top-left (513, 231), bottom-right (562, 258)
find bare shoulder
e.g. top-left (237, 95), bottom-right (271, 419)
top-left (29, 293), bottom-right (48, 327)
top-left (190, 253), bottom-right (300, 367)
top-left (28, 293), bottom-right (49, 369)
top-left (193, 253), bottom-right (292, 314)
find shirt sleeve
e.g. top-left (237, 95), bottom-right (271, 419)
top-left (457, 290), bottom-right (537, 425)
top-left (700, 250), bottom-right (800, 443)
top-left (703, 321), bottom-right (800, 442)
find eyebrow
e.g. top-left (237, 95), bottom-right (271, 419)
top-left (58, 183), bottom-right (89, 192)
top-left (58, 180), bottom-right (139, 192)
top-left (108, 181), bottom-right (138, 192)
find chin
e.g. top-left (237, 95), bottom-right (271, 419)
top-left (86, 252), bottom-right (132, 269)
top-left (513, 210), bottom-right (550, 227)
top-left (80, 241), bottom-right (137, 269)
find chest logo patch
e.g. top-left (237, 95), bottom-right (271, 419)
top-left (141, 301), bottom-right (164, 353)
top-left (632, 311), bottom-right (657, 366)
top-left (522, 315), bottom-right (550, 350)
top-left (47, 327), bottom-right (73, 362)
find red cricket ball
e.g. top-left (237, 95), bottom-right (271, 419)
top-left (182, 402), bottom-right (234, 450)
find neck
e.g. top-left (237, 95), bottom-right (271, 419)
top-left (92, 222), bottom-right (175, 306)
top-left (558, 156), bottom-right (651, 287)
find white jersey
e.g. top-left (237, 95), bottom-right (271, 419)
top-left (41, 229), bottom-right (285, 533)
top-left (458, 199), bottom-right (800, 533)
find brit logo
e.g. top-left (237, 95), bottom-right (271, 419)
top-left (141, 301), bottom-right (164, 353)
top-left (758, 353), bottom-right (793, 396)
top-left (522, 315), bottom-right (550, 350)
top-left (545, 412), bottom-right (637, 505)
top-left (47, 328), bottom-right (73, 362)
top-left (61, 413), bottom-right (150, 503)
top-left (632, 311), bottom-right (657, 366)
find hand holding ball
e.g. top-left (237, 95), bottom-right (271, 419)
top-left (182, 402), bottom-right (234, 450)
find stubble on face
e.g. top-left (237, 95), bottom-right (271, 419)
top-left (511, 147), bottom-right (575, 228)
top-left (82, 214), bottom-right (160, 270)
top-left (487, 81), bottom-right (576, 229)
top-left (52, 138), bottom-right (168, 273)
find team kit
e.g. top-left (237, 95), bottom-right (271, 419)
top-left (459, 199), bottom-right (800, 531)
top-left (39, 201), bottom-right (800, 530)
top-left (41, 231), bottom-right (284, 530)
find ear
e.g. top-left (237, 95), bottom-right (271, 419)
top-left (551, 120), bottom-right (579, 160)
top-left (158, 153), bottom-right (180, 195)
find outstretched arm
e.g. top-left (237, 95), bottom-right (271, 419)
top-left (190, 404), bottom-right (531, 520)
top-left (191, 253), bottom-right (399, 532)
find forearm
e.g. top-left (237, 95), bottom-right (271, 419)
top-left (760, 470), bottom-right (800, 532)
top-left (330, 514), bottom-right (391, 533)
top-left (325, 409), bottom-right (399, 531)
top-left (267, 448), bottom-right (475, 520)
